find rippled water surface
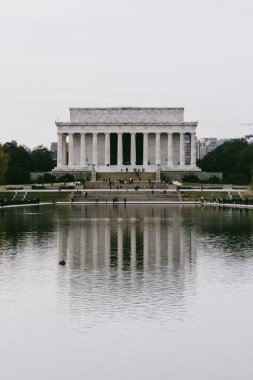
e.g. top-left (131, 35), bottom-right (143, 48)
top-left (1, 205), bottom-right (253, 379)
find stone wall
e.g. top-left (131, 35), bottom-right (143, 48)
top-left (51, 170), bottom-right (91, 180)
top-left (70, 107), bottom-right (184, 124)
top-left (161, 171), bottom-right (223, 181)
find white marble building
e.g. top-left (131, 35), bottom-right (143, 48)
top-left (53, 107), bottom-right (200, 174)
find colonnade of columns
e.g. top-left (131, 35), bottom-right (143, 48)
top-left (57, 131), bottom-right (197, 168)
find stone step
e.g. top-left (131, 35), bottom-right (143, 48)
top-left (13, 191), bottom-right (27, 201)
top-left (82, 182), bottom-right (174, 190)
top-left (96, 172), bottom-right (156, 182)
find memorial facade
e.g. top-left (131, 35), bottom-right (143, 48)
top-left (53, 107), bottom-right (200, 176)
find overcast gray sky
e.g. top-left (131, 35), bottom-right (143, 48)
top-left (1, 0), bottom-right (253, 148)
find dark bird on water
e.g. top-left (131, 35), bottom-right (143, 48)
top-left (59, 260), bottom-right (66, 266)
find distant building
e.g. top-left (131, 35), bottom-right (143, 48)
top-left (197, 138), bottom-right (225, 160)
top-left (244, 134), bottom-right (253, 142)
top-left (50, 142), bottom-right (58, 160)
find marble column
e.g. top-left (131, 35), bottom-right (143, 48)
top-left (179, 133), bottom-right (185, 166)
top-left (131, 133), bottom-right (136, 165)
top-left (117, 133), bottom-right (123, 166)
top-left (92, 133), bottom-right (98, 165)
top-left (80, 133), bottom-right (86, 167)
top-left (57, 133), bottom-right (63, 166)
top-left (62, 134), bottom-right (67, 166)
top-left (143, 133), bottom-right (148, 166)
top-left (105, 133), bottom-right (110, 165)
top-left (68, 133), bottom-right (74, 166)
top-left (167, 133), bottom-right (173, 166)
top-left (155, 133), bottom-right (161, 165)
top-left (191, 133), bottom-right (196, 166)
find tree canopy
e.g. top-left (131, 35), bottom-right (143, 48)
top-left (31, 145), bottom-right (55, 172)
top-left (1, 141), bottom-right (56, 184)
top-left (197, 139), bottom-right (253, 184)
top-left (3, 141), bottom-right (31, 184)
top-left (0, 144), bottom-right (9, 184)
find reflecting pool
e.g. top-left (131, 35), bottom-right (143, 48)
top-left (1, 205), bottom-right (253, 379)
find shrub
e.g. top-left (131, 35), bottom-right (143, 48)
top-left (58, 174), bottom-right (74, 182)
top-left (182, 175), bottom-right (200, 183)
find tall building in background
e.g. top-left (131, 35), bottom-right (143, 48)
top-left (197, 138), bottom-right (225, 160)
top-left (50, 142), bottom-right (58, 160)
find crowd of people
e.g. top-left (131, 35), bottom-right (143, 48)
top-left (0, 197), bottom-right (40, 207)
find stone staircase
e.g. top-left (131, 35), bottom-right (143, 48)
top-left (13, 191), bottom-right (27, 202)
top-left (230, 191), bottom-right (242, 201)
top-left (82, 181), bottom-right (176, 190)
top-left (96, 171), bottom-right (156, 182)
top-left (72, 189), bottom-right (180, 203)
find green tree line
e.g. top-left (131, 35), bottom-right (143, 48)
top-left (198, 138), bottom-right (253, 184)
top-left (0, 141), bottom-right (56, 184)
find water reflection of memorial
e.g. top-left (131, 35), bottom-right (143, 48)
top-left (56, 206), bottom-right (197, 322)
top-left (57, 205), bottom-right (197, 271)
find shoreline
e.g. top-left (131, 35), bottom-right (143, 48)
top-left (1, 200), bottom-right (253, 209)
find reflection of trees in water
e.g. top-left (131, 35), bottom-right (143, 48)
top-left (196, 206), bottom-right (253, 256)
top-left (0, 207), bottom-right (55, 251)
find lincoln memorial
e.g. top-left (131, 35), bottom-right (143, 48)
top-left (53, 107), bottom-right (201, 179)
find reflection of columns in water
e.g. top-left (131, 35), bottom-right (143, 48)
top-left (143, 222), bottom-right (149, 270)
top-left (167, 227), bottom-right (173, 267)
top-left (104, 221), bottom-right (110, 269)
top-left (155, 219), bottom-right (161, 267)
top-left (56, 208), bottom-right (198, 272)
top-left (130, 222), bottom-right (136, 270)
top-left (117, 223), bottom-right (123, 272)
top-left (80, 228), bottom-right (86, 269)
top-left (190, 227), bottom-right (197, 264)
top-left (92, 221), bottom-right (98, 268)
top-left (58, 225), bottom-right (68, 261)
top-left (67, 228), bottom-right (75, 267)
top-left (179, 227), bottom-right (185, 267)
